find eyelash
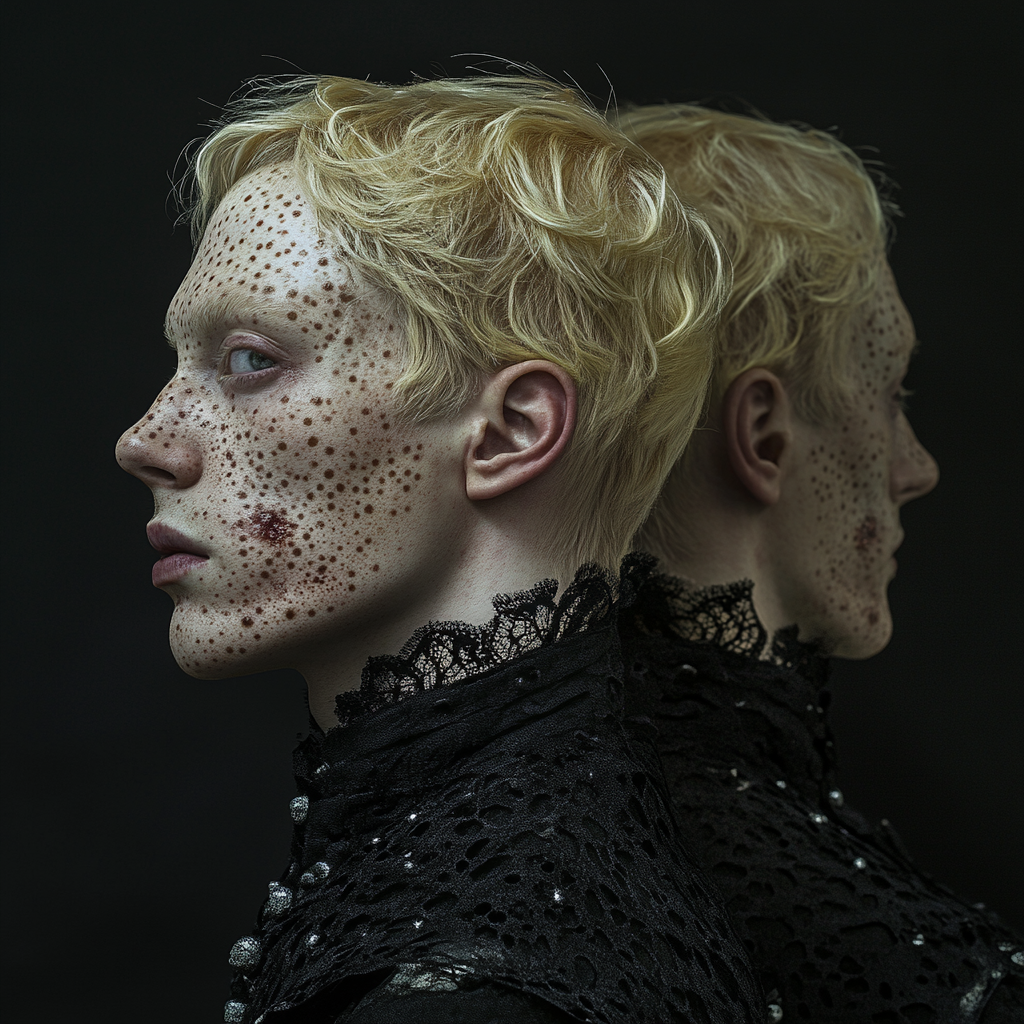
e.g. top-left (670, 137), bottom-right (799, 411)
top-left (218, 346), bottom-right (279, 383)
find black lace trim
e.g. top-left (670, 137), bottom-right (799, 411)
top-left (639, 573), bottom-right (827, 677)
top-left (333, 554), bottom-right (654, 727)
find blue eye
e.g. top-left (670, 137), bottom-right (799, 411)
top-left (227, 348), bottom-right (277, 374)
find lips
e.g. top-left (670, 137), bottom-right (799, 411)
top-left (147, 523), bottom-right (209, 587)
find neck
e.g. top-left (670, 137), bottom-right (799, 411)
top-left (652, 456), bottom-right (792, 648)
top-left (300, 514), bottom-right (573, 731)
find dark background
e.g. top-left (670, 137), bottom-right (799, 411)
top-left (5, 1), bottom-right (1021, 1019)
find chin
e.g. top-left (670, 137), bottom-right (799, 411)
top-left (168, 627), bottom-right (284, 679)
top-left (830, 599), bottom-right (894, 660)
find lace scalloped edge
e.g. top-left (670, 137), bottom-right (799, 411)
top-left (332, 553), bottom-right (655, 727)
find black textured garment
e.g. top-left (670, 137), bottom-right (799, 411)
top-left (225, 559), bottom-right (766, 1023)
top-left (623, 573), bottom-right (1024, 1024)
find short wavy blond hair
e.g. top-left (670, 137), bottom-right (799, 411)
top-left (186, 76), bottom-right (728, 573)
top-left (616, 103), bottom-right (896, 424)
top-left (616, 104), bottom-right (898, 559)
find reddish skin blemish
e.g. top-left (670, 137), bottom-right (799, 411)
top-left (246, 504), bottom-right (297, 544)
top-left (853, 516), bottom-right (879, 552)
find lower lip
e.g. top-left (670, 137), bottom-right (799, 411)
top-left (152, 553), bottom-right (208, 587)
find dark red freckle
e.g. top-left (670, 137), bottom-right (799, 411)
top-left (287, 289), bottom-right (298, 298)
top-left (287, 311), bottom-right (297, 321)
top-left (350, 428), bottom-right (358, 435)
top-left (382, 423), bottom-right (390, 430)
top-left (867, 610), bottom-right (880, 625)
top-left (348, 375), bottom-right (357, 382)
top-left (241, 617), bottom-right (254, 627)
top-left (325, 447), bottom-right (335, 455)
top-left (292, 211), bottom-right (301, 217)
top-left (403, 446), bottom-right (411, 454)
top-left (344, 337), bottom-right (353, 346)
top-left (383, 350), bottom-right (391, 358)
top-left (307, 436), bottom-right (319, 447)
top-left (285, 609), bottom-right (296, 620)
top-left (260, 571), bottom-right (270, 578)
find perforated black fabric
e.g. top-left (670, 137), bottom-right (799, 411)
top-left (623, 573), bottom-right (1024, 1024)
top-left (226, 559), bottom-right (766, 1023)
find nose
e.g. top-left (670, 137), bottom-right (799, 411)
top-left (115, 382), bottom-right (203, 491)
top-left (892, 416), bottom-right (939, 506)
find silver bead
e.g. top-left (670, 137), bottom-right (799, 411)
top-left (305, 932), bottom-right (320, 948)
top-left (853, 857), bottom-right (867, 870)
top-left (553, 889), bottom-right (563, 902)
top-left (809, 813), bottom-right (827, 825)
top-left (767, 1003), bottom-right (783, 1022)
top-left (775, 780), bottom-right (787, 789)
top-left (998, 942), bottom-right (1013, 952)
top-left (828, 789), bottom-right (844, 807)
top-left (228, 936), bottom-right (261, 969)
top-left (224, 1001), bottom-right (247, 1023)
top-left (681, 664), bottom-right (697, 675)
top-left (265, 883), bottom-right (292, 916)
top-left (289, 796), bottom-right (309, 823)
top-left (300, 861), bottom-right (330, 887)
top-left (314, 763), bottom-right (328, 776)
top-left (1012, 951), bottom-right (1024, 967)
top-left (912, 933), bottom-right (925, 946)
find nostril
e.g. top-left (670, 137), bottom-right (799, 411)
top-left (137, 466), bottom-right (178, 486)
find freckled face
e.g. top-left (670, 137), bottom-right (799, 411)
top-left (775, 263), bottom-right (939, 657)
top-left (116, 165), bottom-right (464, 678)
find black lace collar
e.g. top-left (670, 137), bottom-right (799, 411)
top-left (637, 574), bottom-right (827, 677)
top-left (327, 554), bottom-right (654, 730)
top-left (628, 572), bottom-right (836, 792)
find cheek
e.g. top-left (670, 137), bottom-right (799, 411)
top-left (219, 397), bottom-right (432, 609)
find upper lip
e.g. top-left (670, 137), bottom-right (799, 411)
top-left (147, 523), bottom-right (209, 558)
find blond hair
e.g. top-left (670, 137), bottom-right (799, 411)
top-left (186, 76), bottom-right (728, 572)
top-left (617, 104), bottom-right (897, 560)
top-left (616, 103), bottom-right (896, 423)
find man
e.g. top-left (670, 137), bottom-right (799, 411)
top-left (619, 103), bottom-right (1023, 1022)
top-left (117, 77), bottom-right (763, 1023)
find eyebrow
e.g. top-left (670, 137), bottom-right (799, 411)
top-left (164, 292), bottom-right (290, 349)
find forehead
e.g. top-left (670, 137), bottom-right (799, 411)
top-left (166, 164), bottom-right (358, 342)
top-left (850, 262), bottom-right (917, 377)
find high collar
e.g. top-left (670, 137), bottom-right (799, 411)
top-left (626, 573), bottom-right (836, 795)
top-left (323, 553), bottom-right (655, 730)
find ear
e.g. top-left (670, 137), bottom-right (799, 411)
top-left (721, 367), bottom-right (793, 506)
top-left (464, 360), bottom-right (577, 501)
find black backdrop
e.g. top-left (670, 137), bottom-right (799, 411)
top-left (4, 1), bottom-right (1022, 1019)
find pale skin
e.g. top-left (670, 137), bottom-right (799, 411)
top-left (655, 263), bottom-right (939, 658)
top-left (116, 164), bottom-right (577, 729)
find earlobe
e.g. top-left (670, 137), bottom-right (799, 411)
top-left (723, 369), bottom-right (791, 506)
top-left (465, 361), bottom-right (576, 501)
